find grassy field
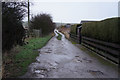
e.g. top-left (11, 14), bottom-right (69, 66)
top-left (3, 35), bottom-right (52, 77)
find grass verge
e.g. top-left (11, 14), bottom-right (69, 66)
top-left (76, 43), bottom-right (118, 69)
top-left (56, 31), bottom-right (62, 40)
top-left (3, 35), bottom-right (52, 77)
top-left (69, 40), bottom-right (117, 70)
top-left (69, 39), bottom-right (78, 44)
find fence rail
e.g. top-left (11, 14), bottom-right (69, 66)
top-left (82, 36), bottom-right (120, 50)
top-left (69, 33), bottom-right (79, 43)
top-left (70, 33), bottom-right (119, 64)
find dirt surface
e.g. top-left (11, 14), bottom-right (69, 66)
top-left (21, 29), bottom-right (118, 78)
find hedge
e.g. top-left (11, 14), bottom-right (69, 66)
top-left (81, 17), bottom-right (120, 44)
top-left (70, 24), bottom-right (78, 35)
top-left (2, 2), bottom-right (26, 52)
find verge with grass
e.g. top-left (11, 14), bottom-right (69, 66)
top-left (77, 44), bottom-right (117, 69)
top-left (69, 39), bottom-right (117, 70)
top-left (3, 35), bottom-right (52, 77)
top-left (56, 31), bottom-right (62, 40)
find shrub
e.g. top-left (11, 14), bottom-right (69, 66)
top-left (30, 13), bottom-right (55, 35)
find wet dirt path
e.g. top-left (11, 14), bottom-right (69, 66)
top-left (22, 29), bottom-right (118, 78)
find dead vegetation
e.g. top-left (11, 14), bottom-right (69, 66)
top-left (58, 27), bottom-right (70, 39)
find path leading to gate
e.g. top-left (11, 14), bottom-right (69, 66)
top-left (22, 29), bottom-right (118, 78)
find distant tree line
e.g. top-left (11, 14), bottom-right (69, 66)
top-left (2, 2), bottom-right (27, 52)
top-left (30, 13), bottom-right (55, 36)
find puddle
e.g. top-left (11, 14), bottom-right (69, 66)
top-left (55, 61), bottom-right (59, 64)
top-left (35, 70), bottom-right (42, 73)
top-left (86, 60), bottom-right (92, 63)
top-left (75, 56), bottom-right (80, 58)
top-left (44, 51), bottom-right (51, 54)
top-left (48, 62), bottom-right (58, 69)
top-left (38, 74), bottom-right (45, 78)
top-left (34, 70), bottom-right (45, 78)
top-left (73, 59), bottom-right (82, 63)
top-left (34, 68), bottom-right (48, 75)
top-left (82, 57), bottom-right (92, 63)
top-left (77, 60), bottom-right (82, 62)
top-left (48, 50), bottom-right (52, 51)
top-left (82, 57), bottom-right (87, 60)
top-left (87, 70), bottom-right (104, 75)
top-left (22, 29), bottom-right (118, 78)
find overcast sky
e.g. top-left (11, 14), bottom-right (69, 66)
top-left (23, 0), bottom-right (119, 23)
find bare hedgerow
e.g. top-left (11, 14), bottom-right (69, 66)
top-left (2, 2), bottom-right (27, 52)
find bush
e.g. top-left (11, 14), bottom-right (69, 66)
top-left (81, 17), bottom-right (120, 44)
top-left (30, 13), bottom-right (55, 35)
top-left (2, 2), bottom-right (27, 52)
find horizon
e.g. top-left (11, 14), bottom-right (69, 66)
top-left (23, 1), bottom-right (118, 23)
top-left (23, 16), bottom-right (119, 24)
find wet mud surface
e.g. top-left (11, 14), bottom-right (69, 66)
top-left (22, 29), bottom-right (118, 78)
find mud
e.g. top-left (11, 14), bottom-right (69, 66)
top-left (21, 29), bottom-right (118, 78)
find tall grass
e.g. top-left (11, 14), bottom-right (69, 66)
top-left (81, 17), bottom-right (120, 44)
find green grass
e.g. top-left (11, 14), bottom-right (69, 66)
top-left (56, 31), bottom-right (62, 40)
top-left (76, 43), bottom-right (118, 70)
top-left (70, 39), bottom-right (77, 44)
top-left (69, 39), bottom-right (117, 70)
top-left (6, 35), bottom-right (52, 77)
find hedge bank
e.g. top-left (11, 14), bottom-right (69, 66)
top-left (70, 24), bottom-right (78, 35)
top-left (81, 17), bottom-right (120, 44)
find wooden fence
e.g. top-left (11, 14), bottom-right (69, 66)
top-left (82, 36), bottom-right (119, 64)
top-left (33, 29), bottom-right (42, 37)
top-left (70, 33), bottom-right (120, 64)
top-left (69, 33), bottom-right (79, 43)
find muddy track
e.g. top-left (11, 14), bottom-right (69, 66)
top-left (21, 29), bottom-right (118, 78)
